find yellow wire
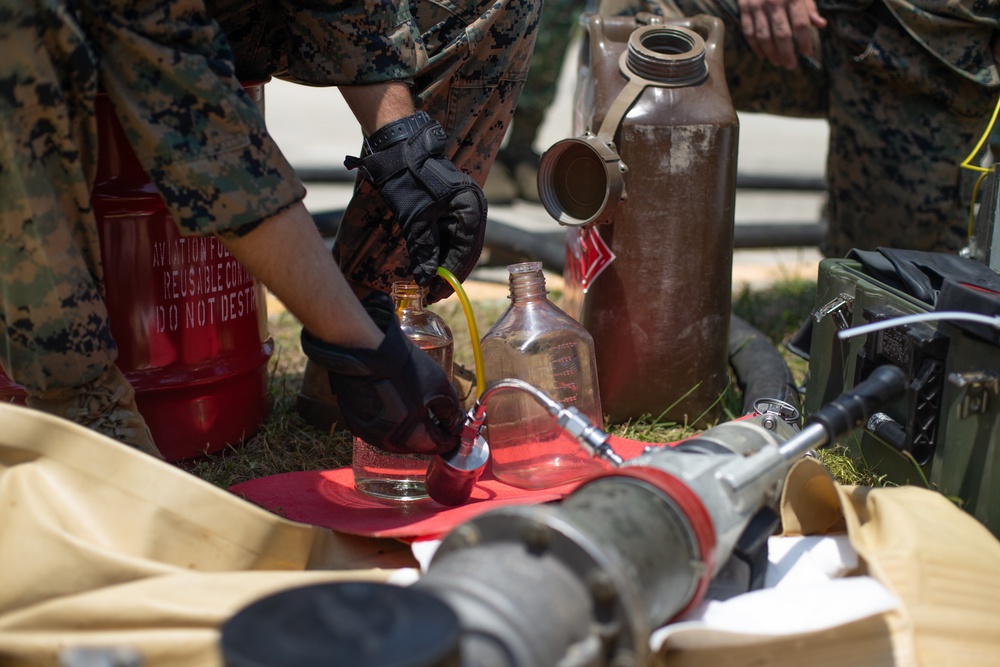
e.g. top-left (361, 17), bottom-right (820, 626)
top-left (436, 267), bottom-right (486, 398)
top-left (960, 94), bottom-right (1000, 174)
top-left (968, 170), bottom-right (990, 238)
top-left (959, 94), bottom-right (1000, 240)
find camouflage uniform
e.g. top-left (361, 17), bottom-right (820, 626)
top-left (0, 0), bottom-right (537, 429)
top-left (599, 0), bottom-right (1000, 257)
top-left (210, 0), bottom-right (541, 294)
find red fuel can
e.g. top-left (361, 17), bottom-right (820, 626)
top-left (0, 83), bottom-right (273, 461)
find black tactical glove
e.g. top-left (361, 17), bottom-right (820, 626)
top-left (300, 293), bottom-right (463, 455)
top-left (344, 111), bottom-right (487, 303)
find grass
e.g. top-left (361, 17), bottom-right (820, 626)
top-left (177, 309), bottom-right (355, 487)
top-left (177, 274), bottom-right (875, 490)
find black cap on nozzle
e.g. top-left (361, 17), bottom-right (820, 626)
top-left (425, 411), bottom-right (490, 507)
top-left (804, 364), bottom-right (908, 441)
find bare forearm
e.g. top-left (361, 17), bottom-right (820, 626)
top-left (219, 203), bottom-right (382, 349)
top-left (339, 81), bottom-right (416, 136)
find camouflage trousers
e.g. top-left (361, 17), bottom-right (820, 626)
top-left (212, 0), bottom-right (542, 295)
top-left (0, 0), bottom-right (115, 394)
top-left (599, 0), bottom-right (999, 257)
top-left (503, 0), bottom-right (584, 160)
top-left (334, 0), bottom-right (539, 295)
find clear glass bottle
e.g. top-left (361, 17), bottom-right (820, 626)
top-left (480, 262), bottom-right (606, 489)
top-left (352, 281), bottom-right (454, 502)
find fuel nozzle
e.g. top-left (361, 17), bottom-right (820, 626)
top-left (425, 403), bottom-right (491, 507)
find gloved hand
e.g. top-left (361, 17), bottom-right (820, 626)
top-left (300, 292), bottom-right (463, 455)
top-left (345, 111), bottom-right (487, 303)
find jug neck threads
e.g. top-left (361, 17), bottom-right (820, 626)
top-left (507, 262), bottom-right (548, 302)
top-left (391, 281), bottom-right (426, 311)
top-left (625, 26), bottom-right (708, 86)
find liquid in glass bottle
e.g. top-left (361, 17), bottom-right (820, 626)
top-left (352, 281), bottom-right (454, 501)
top-left (480, 262), bottom-right (606, 489)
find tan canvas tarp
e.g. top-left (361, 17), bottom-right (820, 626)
top-left (779, 458), bottom-right (1000, 666)
top-left (3, 401), bottom-right (1000, 666)
top-left (0, 402), bottom-right (415, 666)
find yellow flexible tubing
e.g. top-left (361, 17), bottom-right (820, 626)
top-left (960, 95), bottom-right (1000, 174)
top-left (436, 267), bottom-right (486, 398)
top-left (959, 95), bottom-right (1000, 237)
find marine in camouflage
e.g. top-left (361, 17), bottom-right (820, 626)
top-left (303, 0), bottom-right (541, 295)
top-left (598, 0), bottom-right (1000, 257)
top-left (1, 0), bottom-right (539, 395)
top-left (208, 0), bottom-right (541, 295)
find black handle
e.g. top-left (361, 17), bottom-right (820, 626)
top-left (805, 365), bottom-right (908, 442)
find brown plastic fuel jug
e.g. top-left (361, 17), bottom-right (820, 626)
top-left (538, 13), bottom-right (738, 426)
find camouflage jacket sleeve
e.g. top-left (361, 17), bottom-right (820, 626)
top-left (211, 0), bottom-right (426, 86)
top-left (884, 0), bottom-right (1000, 87)
top-left (281, 0), bottom-right (424, 85)
top-left (87, 0), bottom-right (305, 237)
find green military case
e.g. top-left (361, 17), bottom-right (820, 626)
top-left (805, 257), bottom-right (1000, 536)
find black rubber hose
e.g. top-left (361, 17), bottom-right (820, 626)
top-left (481, 221), bottom-right (565, 271)
top-left (728, 314), bottom-right (800, 415)
top-left (479, 221), bottom-right (824, 266)
top-left (310, 212), bottom-right (822, 259)
top-left (296, 167), bottom-right (827, 192)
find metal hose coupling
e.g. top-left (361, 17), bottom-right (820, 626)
top-left (555, 404), bottom-right (625, 467)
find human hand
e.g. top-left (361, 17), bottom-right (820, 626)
top-left (345, 112), bottom-right (487, 303)
top-left (300, 292), bottom-right (464, 455)
top-left (737, 0), bottom-right (827, 70)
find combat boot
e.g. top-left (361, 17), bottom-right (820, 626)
top-left (295, 358), bottom-right (347, 434)
top-left (26, 365), bottom-right (162, 459)
top-left (511, 157), bottom-right (540, 203)
top-left (487, 149), bottom-right (541, 204)
top-left (296, 358), bottom-right (478, 433)
top-left (452, 362), bottom-right (477, 413)
top-left (482, 161), bottom-right (518, 207)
